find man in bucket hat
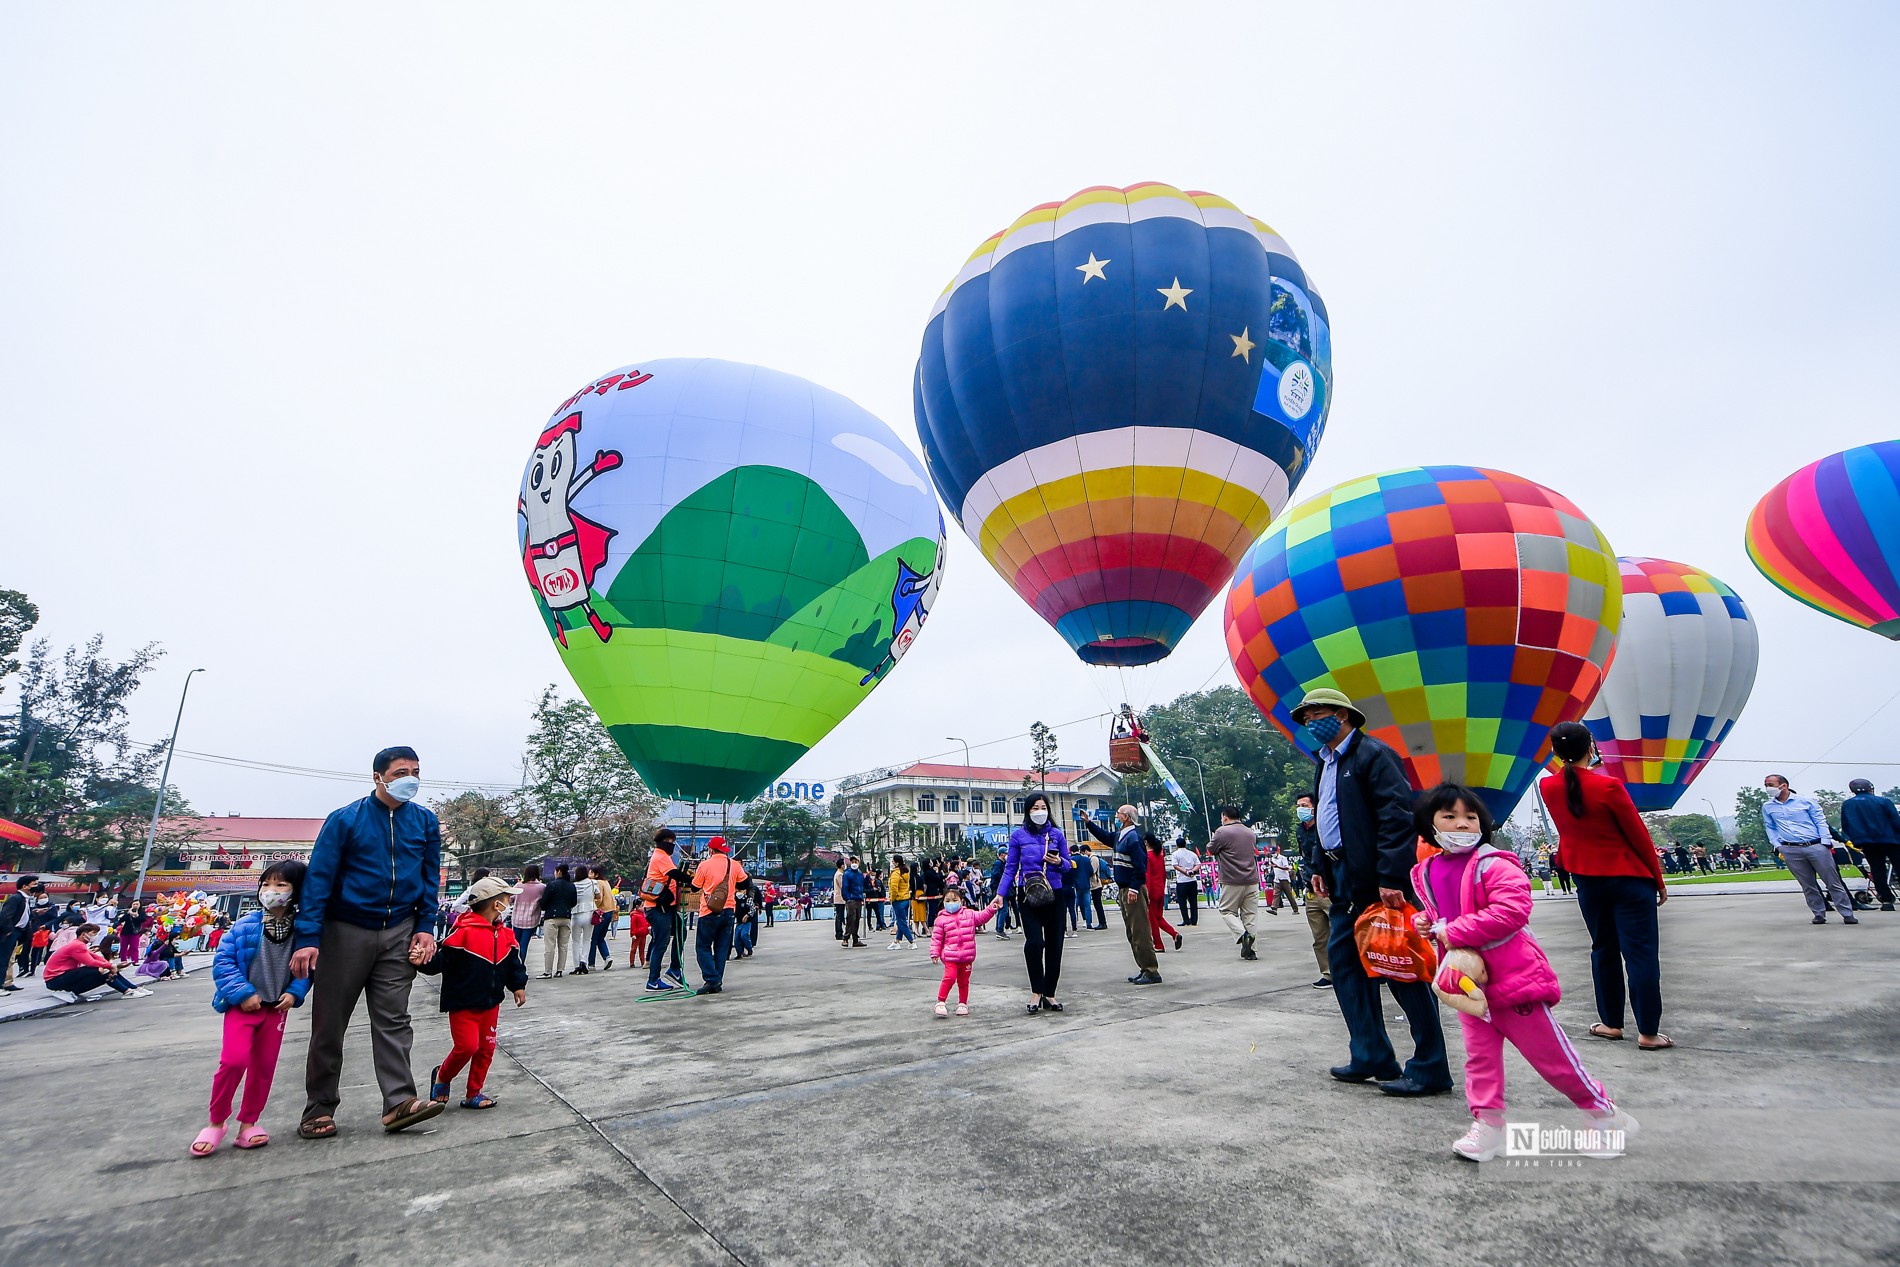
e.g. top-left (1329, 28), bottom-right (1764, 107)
top-left (1293, 688), bottom-right (1450, 1098)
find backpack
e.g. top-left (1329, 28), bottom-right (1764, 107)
top-left (703, 857), bottom-right (736, 912)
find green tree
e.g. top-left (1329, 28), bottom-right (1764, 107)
top-left (1029, 721), bottom-right (1059, 791)
top-left (1138, 686), bottom-right (1304, 847)
top-left (516, 686), bottom-right (665, 882)
top-left (0, 634), bottom-right (172, 873)
top-left (1662, 813), bottom-right (1722, 851)
top-left (1734, 786), bottom-right (1771, 855)
top-left (1813, 789), bottom-right (1847, 834)
top-left (0, 590), bottom-right (38, 683)
top-left (749, 796), bottom-right (835, 876)
top-left (826, 786), bottom-right (915, 871)
top-left (432, 790), bottom-right (533, 881)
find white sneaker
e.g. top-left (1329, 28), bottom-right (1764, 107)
top-left (887, 942), bottom-right (900, 950)
top-left (1580, 1107), bottom-right (1638, 1159)
top-left (125, 987), bottom-right (154, 999)
top-left (1451, 1120), bottom-right (1506, 1162)
top-left (954, 1003), bottom-right (969, 1016)
top-left (933, 1002), bottom-right (948, 1017)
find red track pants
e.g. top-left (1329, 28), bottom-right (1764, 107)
top-left (438, 1005), bottom-right (500, 1097)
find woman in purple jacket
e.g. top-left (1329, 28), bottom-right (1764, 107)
top-left (994, 793), bottom-right (1075, 1014)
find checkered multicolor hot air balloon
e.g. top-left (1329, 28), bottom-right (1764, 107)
top-left (1582, 558), bottom-right (1759, 812)
top-left (517, 359), bottom-right (945, 802)
top-left (914, 182), bottom-right (1330, 666)
top-left (1224, 466), bottom-right (1622, 820)
top-left (1745, 440), bottom-right (1900, 641)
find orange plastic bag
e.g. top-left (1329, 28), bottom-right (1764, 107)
top-left (1353, 901), bottom-right (1439, 984)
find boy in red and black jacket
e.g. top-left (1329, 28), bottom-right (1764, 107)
top-left (414, 876), bottom-right (528, 1110)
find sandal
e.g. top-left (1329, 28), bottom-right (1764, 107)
top-left (1638, 1034), bottom-right (1675, 1050)
top-left (189, 1125), bottom-right (227, 1157)
top-left (235, 1124), bottom-right (270, 1149)
top-left (382, 1098), bottom-right (446, 1133)
top-left (1588, 1024), bottom-right (1625, 1041)
top-left (297, 1115), bottom-right (338, 1140)
top-left (429, 1064), bottom-right (451, 1105)
top-left (461, 1092), bottom-right (498, 1110)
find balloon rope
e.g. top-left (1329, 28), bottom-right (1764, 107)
top-left (1785, 684), bottom-right (1900, 782)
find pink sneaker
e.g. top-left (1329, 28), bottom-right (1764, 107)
top-left (933, 1001), bottom-right (948, 1017)
top-left (954, 1003), bottom-right (969, 1016)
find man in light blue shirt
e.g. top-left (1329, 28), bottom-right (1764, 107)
top-left (1761, 774), bottom-right (1856, 925)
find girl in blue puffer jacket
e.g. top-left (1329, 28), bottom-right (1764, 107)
top-left (190, 861), bottom-right (313, 1158)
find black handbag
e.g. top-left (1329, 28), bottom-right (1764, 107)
top-left (1019, 843), bottom-right (1061, 908)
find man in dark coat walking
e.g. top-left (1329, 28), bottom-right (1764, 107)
top-left (1294, 688), bottom-right (1449, 1097)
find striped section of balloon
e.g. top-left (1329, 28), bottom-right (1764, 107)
top-left (915, 182), bottom-right (1330, 665)
top-left (1582, 558), bottom-right (1758, 811)
top-left (1745, 440), bottom-right (1900, 640)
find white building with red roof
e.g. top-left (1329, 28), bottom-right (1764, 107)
top-left (839, 762), bottom-right (1122, 849)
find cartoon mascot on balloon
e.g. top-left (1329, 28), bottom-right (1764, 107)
top-left (519, 412), bottom-right (624, 646)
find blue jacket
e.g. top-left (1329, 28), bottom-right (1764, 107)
top-left (840, 867), bottom-right (867, 901)
top-left (212, 911), bottom-right (313, 1013)
top-left (295, 794), bottom-right (442, 949)
top-left (1841, 793), bottom-right (1900, 847)
top-left (1082, 818), bottom-right (1143, 889)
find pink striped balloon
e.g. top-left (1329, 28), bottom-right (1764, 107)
top-left (1745, 441), bottom-right (1900, 640)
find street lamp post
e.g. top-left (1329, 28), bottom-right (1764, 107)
top-left (133, 668), bottom-right (204, 907)
top-left (1701, 797), bottom-right (1726, 845)
top-left (1173, 754), bottom-right (1212, 839)
top-left (948, 736), bottom-right (973, 854)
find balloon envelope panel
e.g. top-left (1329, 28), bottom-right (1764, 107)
top-left (1746, 439), bottom-right (1900, 640)
top-left (1225, 467), bottom-right (1621, 821)
top-left (518, 359), bottom-right (945, 801)
top-left (1582, 558), bottom-right (1757, 811)
top-left (915, 182), bottom-right (1330, 666)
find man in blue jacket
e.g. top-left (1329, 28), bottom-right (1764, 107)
top-left (840, 856), bottom-right (867, 948)
top-left (1295, 688), bottom-right (1449, 1098)
top-left (1841, 778), bottom-right (1900, 911)
top-left (291, 746), bottom-right (445, 1138)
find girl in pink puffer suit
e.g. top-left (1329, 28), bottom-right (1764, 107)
top-left (1411, 783), bottom-right (1633, 1162)
top-left (928, 893), bottom-right (997, 1016)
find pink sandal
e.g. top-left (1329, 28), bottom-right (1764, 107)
top-left (190, 1125), bottom-right (227, 1157)
top-left (235, 1124), bottom-right (270, 1149)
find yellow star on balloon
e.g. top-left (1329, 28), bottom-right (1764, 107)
top-left (1158, 277), bottom-right (1192, 310)
top-left (1230, 327), bottom-right (1255, 363)
top-left (1076, 253), bottom-right (1110, 283)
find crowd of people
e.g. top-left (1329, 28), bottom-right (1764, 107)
top-left (6, 706), bottom-right (1898, 1170)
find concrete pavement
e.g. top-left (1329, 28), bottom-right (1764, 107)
top-left (1, 893), bottom-right (1897, 1266)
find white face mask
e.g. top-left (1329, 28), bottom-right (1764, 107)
top-left (258, 889), bottom-right (292, 910)
top-left (1437, 829), bottom-right (1483, 854)
top-left (1029, 809), bottom-right (1049, 826)
top-left (383, 775), bottom-right (421, 803)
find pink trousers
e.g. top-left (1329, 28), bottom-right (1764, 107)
top-left (937, 961), bottom-right (972, 1003)
top-left (1460, 1002), bottom-right (1613, 1124)
top-left (209, 1007), bottom-right (288, 1124)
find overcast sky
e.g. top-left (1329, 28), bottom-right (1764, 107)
top-left (3, 3), bottom-right (1896, 825)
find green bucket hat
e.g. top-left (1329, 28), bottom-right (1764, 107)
top-left (1290, 687), bottom-right (1367, 730)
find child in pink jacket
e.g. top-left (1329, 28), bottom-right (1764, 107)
top-left (1411, 783), bottom-right (1635, 1163)
top-left (928, 890), bottom-right (996, 1016)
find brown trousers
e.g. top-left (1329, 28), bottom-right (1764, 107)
top-left (1305, 892), bottom-right (1333, 977)
top-left (1120, 888), bottom-right (1160, 975)
top-left (303, 917), bottom-right (419, 1121)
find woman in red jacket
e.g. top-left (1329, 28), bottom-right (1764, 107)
top-left (1144, 836), bottom-right (1183, 951)
top-left (1538, 722), bottom-right (1672, 1050)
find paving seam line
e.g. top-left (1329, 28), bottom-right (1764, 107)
top-left (499, 1041), bottom-right (749, 1267)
